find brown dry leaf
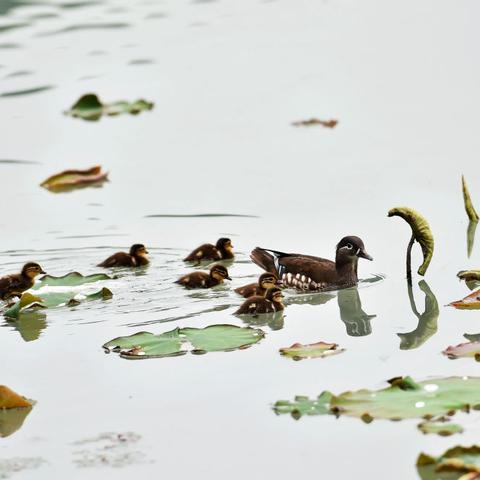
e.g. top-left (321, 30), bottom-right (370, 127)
top-left (292, 118), bottom-right (338, 128)
top-left (40, 165), bottom-right (108, 192)
top-left (448, 289), bottom-right (480, 310)
top-left (0, 385), bottom-right (32, 409)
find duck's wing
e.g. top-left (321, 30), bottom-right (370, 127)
top-left (184, 243), bottom-right (220, 262)
top-left (0, 274), bottom-right (24, 298)
top-left (98, 252), bottom-right (133, 267)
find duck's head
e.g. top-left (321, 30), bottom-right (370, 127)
top-left (130, 244), bottom-right (149, 258)
top-left (336, 236), bottom-right (373, 264)
top-left (265, 287), bottom-right (284, 305)
top-left (210, 264), bottom-right (232, 282)
top-left (259, 272), bottom-right (278, 290)
top-left (22, 262), bottom-right (46, 278)
top-left (216, 237), bottom-right (233, 253)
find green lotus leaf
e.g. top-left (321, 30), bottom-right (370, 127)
top-left (279, 341), bottom-right (345, 360)
top-left (273, 376), bottom-right (480, 422)
top-left (458, 271), bottom-right (480, 291)
top-left (4, 293), bottom-right (46, 318)
top-left (418, 420), bottom-right (463, 436)
top-left (34, 271), bottom-right (113, 288)
top-left (40, 166), bottom-right (108, 192)
top-left (0, 407), bottom-right (33, 438)
top-left (417, 446), bottom-right (480, 479)
top-left (65, 93), bottom-right (154, 121)
top-left (388, 207), bottom-right (434, 276)
top-left (463, 176), bottom-right (479, 222)
top-left (103, 324), bottom-right (265, 360)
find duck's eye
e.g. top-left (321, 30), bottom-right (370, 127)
top-left (346, 243), bottom-right (353, 250)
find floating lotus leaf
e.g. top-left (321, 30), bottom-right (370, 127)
top-left (458, 271), bottom-right (480, 291)
top-left (418, 420), bottom-right (464, 436)
top-left (388, 207), bottom-right (434, 276)
top-left (292, 118), bottom-right (338, 128)
top-left (273, 376), bottom-right (480, 422)
top-left (448, 290), bottom-right (480, 310)
top-left (443, 341), bottom-right (480, 361)
top-left (4, 293), bottom-right (45, 318)
top-left (34, 272), bottom-right (113, 288)
top-left (103, 324), bottom-right (265, 359)
top-left (417, 446), bottom-right (480, 479)
top-left (279, 341), bottom-right (345, 360)
top-left (40, 166), bottom-right (108, 192)
top-left (463, 176), bottom-right (479, 222)
top-left (0, 386), bottom-right (32, 409)
top-left (65, 93), bottom-right (154, 121)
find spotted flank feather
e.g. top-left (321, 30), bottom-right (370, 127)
top-left (280, 272), bottom-right (326, 291)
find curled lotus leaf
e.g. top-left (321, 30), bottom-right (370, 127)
top-left (418, 420), bottom-right (464, 436)
top-left (0, 385), bottom-right (32, 409)
top-left (417, 446), bottom-right (480, 478)
top-left (388, 207), bottom-right (434, 276)
top-left (274, 376), bottom-right (480, 421)
top-left (34, 272), bottom-right (113, 288)
top-left (4, 293), bottom-right (45, 318)
top-left (448, 289), bottom-right (480, 310)
top-left (443, 341), bottom-right (480, 361)
top-left (103, 324), bottom-right (265, 359)
top-left (279, 341), bottom-right (345, 360)
top-left (463, 176), bottom-right (479, 222)
top-left (65, 93), bottom-right (154, 121)
top-left (458, 271), bottom-right (480, 291)
top-left (40, 166), bottom-right (108, 192)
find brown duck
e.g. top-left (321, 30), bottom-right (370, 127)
top-left (0, 262), bottom-right (46, 300)
top-left (250, 236), bottom-right (372, 291)
top-left (184, 238), bottom-right (234, 263)
top-left (98, 244), bottom-right (149, 267)
top-left (235, 287), bottom-right (285, 315)
top-left (175, 264), bottom-right (231, 289)
top-left (234, 272), bottom-right (278, 298)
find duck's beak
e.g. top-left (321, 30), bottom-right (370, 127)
top-left (144, 250), bottom-right (149, 254)
top-left (357, 249), bottom-right (373, 261)
top-left (226, 275), bottom-right (232, 281)
top-left (40, 269), bottom-right (47, 274)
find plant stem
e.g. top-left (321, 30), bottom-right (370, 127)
top-left (406, 235), bottom-right (415, 286)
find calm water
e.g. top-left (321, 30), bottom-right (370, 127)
top-left (1, 0), bottom-right (480, 478)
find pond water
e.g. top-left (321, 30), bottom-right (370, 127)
top-left (1, 0), bottom-right (480, 478)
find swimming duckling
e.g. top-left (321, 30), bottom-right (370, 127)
top-left (0, 262), bottom-right (46, 301)
top-left (184, 238), bottom-right (234, 263)
top-left (234, 272), bottom-right (279, 298)
top-left (98, 244), bottom-right (149, 267)
top-left (251, 236), bottom-right (372, 292)
top-left (235, 287), bottom-right (285, 315)
top-left (175, 264), bottom-right (231, 289)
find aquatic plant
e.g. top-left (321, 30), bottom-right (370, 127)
top-left (40, 166), bottom-right (108, 192)
top-left (279, 341), bottom-right (344, 360)
top-left (417, 446), bottom-right (480, 479)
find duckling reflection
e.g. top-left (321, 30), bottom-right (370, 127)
top-left (397, 280), bottom-right (438, 350)
top-left (6, 310), bottom-right (47, 342)
top-left (337, 287), bottom-right (376, 337)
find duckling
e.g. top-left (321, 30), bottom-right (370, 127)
top-left (98, 244), bottom-right (149, 267)
top-left (235, 287), bottom-right (285, 315)
top-left (184, 238), bottom-right (234, 263)
top-left (0, 262), bottom-right (46, 301)
top-left (234, 272), bottom-right (278, 298)
top-left (175, 264), bottom-right (231, 289)
top-left (251, 236), bottom-right (372, 292)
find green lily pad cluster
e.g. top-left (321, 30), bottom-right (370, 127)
top-left (103, 324), bottom-right (264, 359)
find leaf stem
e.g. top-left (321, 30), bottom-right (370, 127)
top-left (407, 235), bottom-right (415, 286)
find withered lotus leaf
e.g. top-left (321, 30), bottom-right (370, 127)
top-left (292, 118), bottom-right (338, 128)
top-left (388, 207), bottom-right (434, 276)
top-left (40, 166), bottom-right (108, 191)
top-left (65, 93), bottom-right (154, 121)
top-left (279, 341), bottom-right (345, 360)
top-left (448, 290), bottom-right (480, 310)
top-left (274, 376), bottom-right (480, 422)
top-left (443, 341), bottom-right (480, 361)
top-left (0, 385), bottom-right (32, 409)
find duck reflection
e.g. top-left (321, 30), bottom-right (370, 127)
top-left (0, 407), bottom-right (33, 438)
top-left (397, 280), bottom-right (438, 350)
top-left (337, 287), bottom-right (376, 337)
top-left (6, 310), bottom-right (47, 342)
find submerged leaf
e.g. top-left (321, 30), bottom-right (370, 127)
top-left (417, 446), bottom-right (480, 478)
top-left (274, 376), bottom-right (480, 421)
top-left (40, 166), bottom-right (108, 192)
top-left (34, 271), bottom-right (113, 288)
top-left (65, 93), bottom-right (154, 121)
top-left (0, 386), bottom-right (32, 409)
top-left (0, 407), bottom-right (33, 438)
top-left (443, 341), bottom-right (480, 361)
top-left (463, 176), bottom-right (479, 222)
top-left (448, 289), bottom-right (480, 310)
top-left (467, 221), bottom-right (478, 258)
top-left (388, 207), bottom-right (434, 276)
top-left (103, 324), bottom-right (264, 359)
top-left (279, 341), bottom-right (345, 360)
top-left (418, 420), bottom-right (464, 436)
top-left (292, 118), bottom-right (338, 128)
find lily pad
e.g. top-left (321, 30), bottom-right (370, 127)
top-left (418, 446), bottom-right (480, 478)
top-left (274, 376), bottom-right (480, 422)
top-left (40, 166), bottom-right (108, 192)
top-left (34, 271), bottom-right (113, 288)
top-left (103, 324), bottom-right (265, 359)
top-left (443, 341), bottom-right (480, 361)
top-left (279, 341), bottom-right (345, 360)
top-left (448, 290), bottom-right (480, 310)
top-left (0, 386), bottom-right (32, 409)
top-left (4, 293), bottom-right (45, 318)
top-left (65, 93), bottom-right (154, 121)
top-left (418, 420), bottom-right (464, 436)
